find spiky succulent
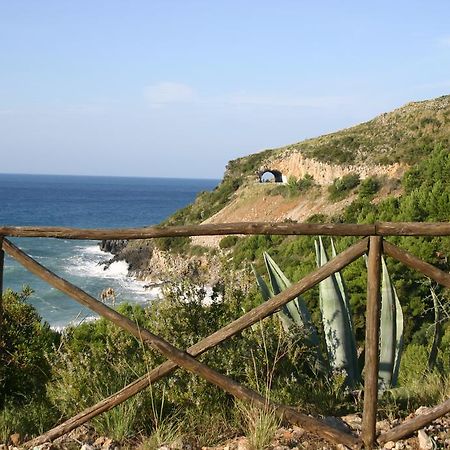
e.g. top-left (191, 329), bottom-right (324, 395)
top-left (254, 237), bottom-right (405, 391)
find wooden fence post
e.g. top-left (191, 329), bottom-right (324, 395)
top-left (362, 236), bottom-right (382, 448)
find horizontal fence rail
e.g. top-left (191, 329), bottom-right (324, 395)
top-left (1, 221), bottom-right (450, 449)
top-left (0, 221), bottom-right (450, 239)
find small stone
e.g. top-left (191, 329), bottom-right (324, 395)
top-left (32, 444), bottom-right (54, 450)
top-left (417, 429), bottom-right (434, 450)
top-left (377, 419), bottom-right (391, 433)
top-left (341, 414), bottom-right (362, 431)
top-left (94, 436), bottom-right (106, 446)
top-left (281, 429), bottom-right (293, 441)
top-left (237, 438), bottom-right (249, 450)
top-left (0, 444), bottom-right (7, 450)
top-left (80, 445), bottom-right (95, 450)
top-left (336, 444), bottom-right (349, 450)
top-left (101, 438), bottom-right (114, 450)
top-left (415, 406), bottom-right (431, 416)
top-left (10, 434), bottom-right (20, 446)
top-left (383, 441), bottom-right (395, 449)
top-left (292, 425), bottom-right (305, 438)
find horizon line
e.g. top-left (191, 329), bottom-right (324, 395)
top-left (0, 171), bottom-right (222, 182)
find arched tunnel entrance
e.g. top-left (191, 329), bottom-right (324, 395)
top-left (259, 169), bottom-right (284, 183)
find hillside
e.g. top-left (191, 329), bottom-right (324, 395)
top-left (162, 95), bottom-right (450, 230)
top-left (107, 94), bottom-right (450, 277)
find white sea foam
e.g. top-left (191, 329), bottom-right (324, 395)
top-left (103, 260), bottom-right (129, 278)
top-left (51, 314), bottom-right (98, 332)
top-left (62, 242), bottom-right (158, 306)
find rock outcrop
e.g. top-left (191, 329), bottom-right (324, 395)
top-left (262, 151), bottom-right (406, 186)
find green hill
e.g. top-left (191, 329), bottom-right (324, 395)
top-left (164, 94), bottom-right (450, 227)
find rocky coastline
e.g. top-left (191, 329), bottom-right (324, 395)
top-left (99, 239), bottom-right (221, 286)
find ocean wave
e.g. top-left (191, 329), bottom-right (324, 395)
top-left (63, 243), bottom-right (157, 304)
top-left (51, 314), bottom-right (99, 332)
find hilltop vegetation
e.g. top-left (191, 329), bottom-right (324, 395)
top-left (154, 95), bottom-right (450, 230)
top-left (289, 95), bottom-right (450, 166)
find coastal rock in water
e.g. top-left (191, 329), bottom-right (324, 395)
top-left (100, 239), bottom-right (128, 255)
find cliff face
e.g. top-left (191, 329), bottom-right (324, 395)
top-left (259, 152), bottom-right (406, 186)
top-left (103, 238), bottom-right (222, 284)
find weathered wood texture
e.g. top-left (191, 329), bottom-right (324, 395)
top-left (383, 240), bottom-right (450, 288)
top-left (376, 222), bottom-right (450, 236)
top-left (362, 236), bottom-right (383, 449)
top-left (1, 221), bottom-right (450, 240)
top-left (3, 239), bottom-right (362, 449)
top-left (0, 223), bottom-right (375, 239)
top-left (378, 397), bottom-right (450, 444)
top-left (26, 237), bottom-right (369, 446)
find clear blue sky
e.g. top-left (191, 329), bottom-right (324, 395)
top-left (1, 1), bottom-right (449, 179)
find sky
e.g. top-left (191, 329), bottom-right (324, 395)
top-left (1, 1), bottom-right (449, 179)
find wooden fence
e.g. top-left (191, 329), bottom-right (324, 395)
top-left (1, 222), bottom-right (450, 449)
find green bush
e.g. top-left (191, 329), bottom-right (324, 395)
top-left (286, 174), bottom-right (315, 197)
top-left (358, 176), bottom-right (380, 198)
top-left (0, 288), bottom-right (58, 407)
top-left (47, 303), bottom-right (158, 437)
top-left (219, 235), bottom-right (239, 249)
top-left (154, 236), bottom-right (191, 253)
top-left (328, 173), bottom-right (361, 201)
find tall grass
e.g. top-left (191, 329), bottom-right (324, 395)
top-left (237, 402), bottom-right (281, 450)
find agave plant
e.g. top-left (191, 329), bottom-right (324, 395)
top-left (315, 237), bottom-right (359, 386)
top-left (254, 237), bottom-right (405, 391)
top-left (361, 252), bottom-right (404, 390)
top-left (252, 252), bottom-right (319, 347)
top-left (378, 256), bottom-right (404, 390)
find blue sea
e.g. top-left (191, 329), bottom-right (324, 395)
top-left (0, 174), bottom-right (219, 329)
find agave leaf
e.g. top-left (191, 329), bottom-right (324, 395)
top-left (379, 257), bottom-right (404, 389)
top-left (253, 253), bottom-right (319, 346)
top-left (263, 252), bottom-right (301, 325)
top-left (263, 252), bottom-right (319, 343)
top-left (391, 285), bottom-right (404, 386)
top-left (330, 238), bottom-right (356, 343)
top-left (363, 254), bottom-right (404, 389)
top-left (379, 257), bottom-right (397, 390)
top-left (252, 264), bottom-right (295, 332)
top-left (252, 263), bottom-right (272, 302)
top-left (330, 238), bottom-right (347, 300)
top-left (427, 287), bottom-right (442, 371)
top-left (316, 237), bottom-right (358, 385)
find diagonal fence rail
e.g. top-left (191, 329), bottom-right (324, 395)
top-left (1, 222), bottom-right (450, 449)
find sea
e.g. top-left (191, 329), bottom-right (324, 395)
top-left (0, 173), bottom-right (219, 329)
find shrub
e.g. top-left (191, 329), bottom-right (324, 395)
top-left (328, 173), bottom-right (361, 201)
top-left (0, 288), bottom-right (58, 407)
top-left (154, 236), bottom-right (191, 253)
top-left (358, 176), bottom-right (380, 198)
top-left (47, 303), bottom-right (158, 437)
top-left (287, 174), bottom-right (315, 197)
top-left (219, 235), bottom-right (239, 249)
top-left (0, 398), bottom-right (59, 443)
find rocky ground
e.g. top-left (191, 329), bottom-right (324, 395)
top-left (3, 408), bottom-right (449, 450)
